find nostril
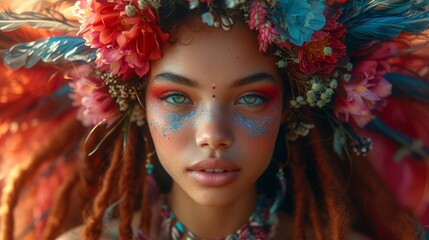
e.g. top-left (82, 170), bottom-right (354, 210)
top-left (196, 134), bottom-right (232, 150)
top-left (195, 116), bottom-right (233, 149)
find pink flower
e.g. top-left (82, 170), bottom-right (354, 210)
top-left (78, 0), bottom-right (169, 81)
top-left (68, 64), bottom-right (118, 126)
top-left (248, 1), bottom-right (278, 52)
top-left (257, 23), bottom-right (278, 52)
top-left (334, 60), bottom-right (392, 127)
top-left (296, 11), bottom-right (346, 75)
top-left (248, 1), bottom-right (267, 30)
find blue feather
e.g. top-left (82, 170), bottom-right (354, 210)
top-left (53, 85), bottom-right (71, 98)
top-left (340, 0), bottom-right (429, 51)
top-left (368, 118), bottom-right (429, 160)
top-left (385, 73), bottom-right (429, 102)
top-left (333, 127), bottom-right (346, 157)
top-left (3, 36), bottom-right (97, 70)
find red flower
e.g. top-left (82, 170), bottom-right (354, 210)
top-left (334, 60), bottom-right (392, 127)
top-left (79, 0), bottom-right (169, 80)
top-left (296, 12), bottom-right (346, 75)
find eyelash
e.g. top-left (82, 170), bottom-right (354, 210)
top-left (160, 92), bottom-right (192, 105)
top-left (160, 92), bottom-right (268, 106)
top-left (235, 93), bottom-right (268, 106)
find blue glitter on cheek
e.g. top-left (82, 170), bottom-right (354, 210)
top-left (166, 111), bottom-right (198, 132)
top-left (233, 113), bottom-right (269, 137)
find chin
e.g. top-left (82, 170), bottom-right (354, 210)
top-left (189, 189), bottom-right (240, 207)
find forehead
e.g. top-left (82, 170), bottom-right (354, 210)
top-left (149, 19), bottom-right (280, 85)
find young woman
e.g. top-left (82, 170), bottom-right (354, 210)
top-left (1, 1), bottom-right (429, 239)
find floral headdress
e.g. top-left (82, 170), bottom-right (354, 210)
top-left (2, 0), bottom-right (429, 159)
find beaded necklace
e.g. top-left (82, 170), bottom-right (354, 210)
top-left (159, 196), bottom-right (278, 240)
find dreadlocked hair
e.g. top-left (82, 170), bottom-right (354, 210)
top-left (42, 169), bottom-right (79, 239)
top-left (283, 111), bottom-right (425, 240)
top-left (4, 1), bottom-right (428, 239)
top-left (289, 142), bottom-right (326, 240)
top-left (41, 118), bottom-right (116, 240)
top-left (308, 127), bottom-right (352, 239)
top-left (117, 126), bottom-right (139, 239)
top-left (0, 114), bottom-right (84, 240)
top-left (82, 130), bottom-right (124, 239)
top-left (79, 122), bottom-right (149, 240)
top-left (285, 122), bottom-right (352, 239)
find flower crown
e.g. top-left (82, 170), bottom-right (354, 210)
top-left (3, 0), bottom-right (429, 158)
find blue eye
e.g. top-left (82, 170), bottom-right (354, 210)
top-left (162, 93), bottom-right (191, 105)
top-left (236, 94), bottom-right (266, 106)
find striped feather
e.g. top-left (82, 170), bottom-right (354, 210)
top-left (3, 36), bottom-right (96, 69)
top-left (0, 11), bottom-right (78, 32)
top-left (385, 73), bottom-right (429, 102)
top-left (340, 0), bottom-right (429, 51)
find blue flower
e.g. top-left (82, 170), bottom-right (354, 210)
top-left (274, 0), bottom-right (326, 46)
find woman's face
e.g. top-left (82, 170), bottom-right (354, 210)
top-left (146, 20), bottom-right (283, 206)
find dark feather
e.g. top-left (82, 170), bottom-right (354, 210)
top-left (340, 0), bottom-right (429, 51)
top-left (3, 36), bottom-right (97, 69)
top-left (368, 118), bottom-right (429, 160)
top-left (0, 11), bottom-right (79, 32)
top-left (385, 73), bottom-right (429, 102)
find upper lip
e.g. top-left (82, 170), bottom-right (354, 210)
top-left (189, 158), bottom-right (240, 172)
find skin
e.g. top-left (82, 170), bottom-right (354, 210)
top-left (57, 18), bottom-right (372, 240)
top-left (145, 19), bottom-right (283, 238)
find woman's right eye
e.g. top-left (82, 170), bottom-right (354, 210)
top-left (161, 92), bottom-right (192, 105)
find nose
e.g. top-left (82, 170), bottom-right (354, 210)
top-left (195, 107), bottom-right (233, 150)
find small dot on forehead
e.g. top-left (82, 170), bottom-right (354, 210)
top-left (212, 95), bottom-right (216, 99)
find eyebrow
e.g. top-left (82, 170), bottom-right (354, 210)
top-left (231, 72), bottom-right (277, 87)
top-left (152, 72), bottom-right (201, 88)
top-left (152, 71), bottom-right (276, 88)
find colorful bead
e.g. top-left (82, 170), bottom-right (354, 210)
top-left (160, 196), bottom-right (277, 239)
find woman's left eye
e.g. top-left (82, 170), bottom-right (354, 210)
top-left (236, 94), bottom-right (267, 106)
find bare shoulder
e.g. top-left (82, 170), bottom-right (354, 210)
top-left (276, 212), bottom-right (373, 240)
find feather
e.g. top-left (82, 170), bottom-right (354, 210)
top-left (0, 11), bottom-right (79, 32)
top-left (340, 0), bottom-right (429, 51)
top-left (0, 61), bottom-right (72, 143)
top-left (368, 118), bottom-right (429, 160)
top-left (269, 176), bottom-right (286, 215)
top-left (0, 26), bottom-right (65, 49)
top-left (385, 73), bottom-right (429, 102)
top-left (3, 36), bottom-right (97, 69)
top-left (0, 0), bottom-right (76, 14)
top-left (333, 127), bottom-right (347, 156)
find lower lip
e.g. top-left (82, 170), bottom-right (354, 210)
top-left (189, 171), bottom-right (239, 187)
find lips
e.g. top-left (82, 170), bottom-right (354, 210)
top-left (188, 158), bottom-right (240, 187)
top-left (190, 158), bottom-right (240, 171)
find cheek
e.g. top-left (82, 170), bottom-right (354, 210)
top-left (232, 106), bottom-right (282, 162)
top-left (146, 100), bottom-right (195, 151)
top-left (233, 113), bottom-right (271, 137)
top-left (232, 103), bottom-right (282, 138)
